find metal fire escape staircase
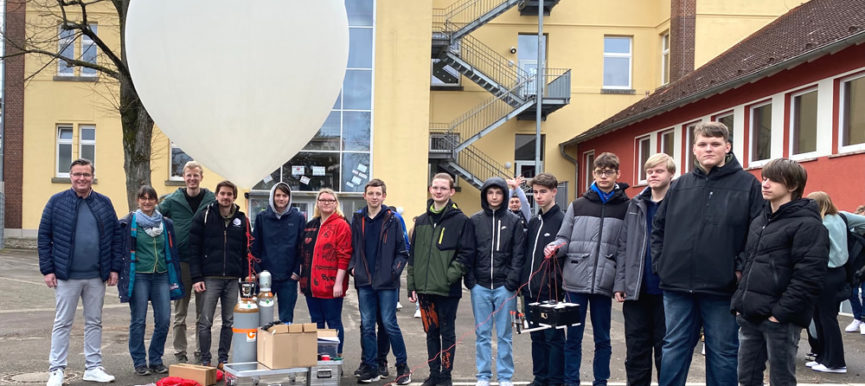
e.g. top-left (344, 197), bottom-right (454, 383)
top-left (430, 0), bottom-right (569, 190)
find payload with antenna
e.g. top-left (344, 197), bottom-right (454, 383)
top-left (512, 300), bottom-right (580, 334)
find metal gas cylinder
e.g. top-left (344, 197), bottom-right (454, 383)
top-left (231, 278), bottom-right (259, 363)
top-left (258, 270), bottom-right (275, 326)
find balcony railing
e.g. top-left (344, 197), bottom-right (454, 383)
top-left (445, 34), bottom-right (530, 92)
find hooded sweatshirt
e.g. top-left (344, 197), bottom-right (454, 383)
top-left (251, 182), bottom-right (306, 281)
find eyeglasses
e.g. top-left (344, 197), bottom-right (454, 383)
top-left (318, 199), bottom-right (337, 204)
top-left (71, 173), bottom-right (93, 178)
top-left (138, 196), bottom-right (157, 202)
top-left (593, 169), bottom-right (617, 177)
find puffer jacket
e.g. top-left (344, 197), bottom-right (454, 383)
top-left (251, 183), bottom-right (305, 282)
top-left (349, 206), bottom-right (409, 290)
top-left (466, 178), bottom-right (526, 292)
top-left (188, 203), bottom-right (250, 283)
top-left (651, 154), bottom-right (763, 295)
top-left (520, 204), bottom-right (565, 301)
top-left (38, 188), bottom-right (123, 281)
top-left (117, 213), bottom-right (184, 303)
top-left (614, 187), bottom-right (657, 301)
top-left (299, 213), bottom-right (352, 299)
top-left (407, 199), bottom-right (475, 298)
top-left (731, 199), bottom-right (829, 327)
top-left (158, 188), bottom-right (216, 263)
top-left (556, 183), bottom-right (629, 296)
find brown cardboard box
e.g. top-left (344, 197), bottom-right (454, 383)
top-left (169, 364), bottom-right (216, 386)
top-left (257, 323), bottom-right (317, 369)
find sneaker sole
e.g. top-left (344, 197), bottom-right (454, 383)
top-left (359, 375), bottom-right (381, 383)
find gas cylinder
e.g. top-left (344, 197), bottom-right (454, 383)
top-left (231, 278), bottom-right (259, 363)
top-left (258, 270), bottom-right (275, 326)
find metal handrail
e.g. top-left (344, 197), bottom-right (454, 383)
top-left (448, 34), bottom-right (530, 91)
top-left (433, 0), bottom-right (516, 35)
top-left (456, 145), bottom-right (512, 184)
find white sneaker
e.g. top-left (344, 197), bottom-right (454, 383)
top-left (500, 381), bottom-right (513, 386)
top-left (413, 308), bottom-right (421, 318)
top-left (811, 364), bottom-right (847, 373)
top-left (82, 367), bottom-right (115, 383)
top-left (844, 319), bottom-right (862, 332)
top-left (861, 323), bottom-right (865, 334)
top-left (805, 361), bottom-right (819, 367)
top-left (396, 302), bottom-right (403, 311)
top-left (701, 343), bottom-right (706, 356)
top-left (47, 369), bottom-right (64, 386)
top-left (475, 380), bottom-right (490, 386)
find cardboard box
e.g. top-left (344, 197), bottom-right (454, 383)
top-left (169, 364), bottom-right (217, 386)
top-left (257, 322), bottom-right (317, 369)
top-left (317, 329), bottom-right (340, 357)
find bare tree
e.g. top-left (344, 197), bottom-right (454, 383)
top-left (4, 0), bottom-right (152, 210)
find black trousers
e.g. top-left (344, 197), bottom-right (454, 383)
top-left (418, 294), bottom-right (460, 380)
top-left (810, 266), bottom-right (847, 368)
top-left (622, 293), bottom-right (665, 386)
top-left (736, 316), bottom-right (801, 386)
top-left (523, 296), bottom-right (565, 385)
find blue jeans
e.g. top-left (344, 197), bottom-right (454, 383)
top-left (358, 287), bottom-right (407, 369)
top-left (198, 278), bottom-right (239, 365)
top-left (848, 282), bottom-right (865, 320)
top-left (129, 273), bottom-right (171, 368)
top-left (523, 296), bottom-right (565, 385)
top-left (737, 315), bottom-right (801, 386)
top-left (659, 291), bottom-right (738, 386)
top-left (564, 292), bottom-right (611, 385)
top-left (306, 297), bottom-right (344, 354)
top-left (272, 279), bottom-right (299, 323)
top-left (470, 285), bottom-right (516, 382)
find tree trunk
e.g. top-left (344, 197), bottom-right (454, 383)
top-left (119, 80), bottom-right (153, 211)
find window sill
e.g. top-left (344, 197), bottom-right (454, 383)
top-left (165, 180), bottom-right (186, 186)
top-left (829, 148), bottom-right (865, 159)
top-left (51, 177), bottom-right (98, 184)
top-left (53, 75), bottom-right (98, 82)
top-left (600, 88), bottom-right (636, 95)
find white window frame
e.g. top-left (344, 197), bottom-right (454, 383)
top-left (583, 150), bottom-right (595, 192)
top-left (603, 36), bottom-right (632, 89)
top-left (683, 120), bottom-right (700, 174)
top-left (636, 135), bottom-right (651, 185)
top-left (80, 24), bottom-right (98, 77)
top-left (56, 126), bottom-right (74, 177)
top-left (169, 141), bottom-right (192, 181)
top-left (789, 88), bottom-right (819, 159)
top-left (660, 129), bottom-right (675, 158)
top-left (661, 32), bottom-right (670, 85)
top-left (78, 125), bottom-right (95, 165)
top-left (749, 101), bottom-right (773, 166)
top-left (839, 73), bottom-right (865, 153)
top-left (57, 25), bottom-right (75, 77)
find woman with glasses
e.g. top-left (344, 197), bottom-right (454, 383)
top-left (118, 186), bottom-right (184, 376)
top-left (299, 188), bottom-right (353, 357)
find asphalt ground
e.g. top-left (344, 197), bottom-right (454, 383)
top-left (1, 248), bottom-right (864, 385)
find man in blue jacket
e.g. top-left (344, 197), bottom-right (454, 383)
top-left (38, 159), bottom-right (122, 386)
top-left (350, 179), bottom-right (411, 384)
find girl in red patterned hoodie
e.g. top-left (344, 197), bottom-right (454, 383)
top-left (299, 188), bottom-right (352, 356)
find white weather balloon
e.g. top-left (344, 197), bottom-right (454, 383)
top-left (125, 0), bottom-right (348, 187)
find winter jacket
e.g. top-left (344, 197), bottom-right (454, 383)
top-left (651, 154), bottom-right (763, 296)
top-left (38, 189), bottom-right (123, 281)
top-left (251, 183), bottom-right (305, 282)
top-left (407, 199), bottom-right (475, 298)
top-left (188, 203), bottom-right (250, 283)
top-left (466, 178), bottom-right (527, 292)
top-left (349, 206), bottom-right (409, 290)
top-left (158, 188), bottom-right (216, 263)
top-left (520, 204), bottom-right (565, 301)
top-left (555, 183), bottom-right (630, 296)
top-left (118, 213), bottom-right (184, 303)
top-left (731, 199), bottom-right (829, 327)
top-left (299, 213), bottom-right (352, 299)
top-left (614, 187), bottom-right (661, 301)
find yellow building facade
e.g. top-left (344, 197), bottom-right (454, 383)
top-left (7, 0), bottom-right (794, 235)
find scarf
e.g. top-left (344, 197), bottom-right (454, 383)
top-left (135, 209), bottom-right (164, 237)
top-left (590, 182), bottom-right (616, 204)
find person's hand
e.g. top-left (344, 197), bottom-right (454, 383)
top-left (514, 176), bottom-right (525, 186)
top-left (290, 273), bottom-right (300, 281)
top-left (333, 282), bottom-right (344, 298)
top-left (544, 241), bottom-right (562, 259)
top-left (768, 316), bottom-right (779, 323)
top-left (506, 178), bottom-right (518, 189)
top-left (735, 270), bottom-right (743, 281)
top-left (43, 273), bottom-right (57, 288)
top-left (107, 272), bottom-right (119, 286)
top-left (408, 290), bottom-right (418, 303)
top-left (193, 282), bottom-right (206, 293)
top-left (614, 292), bottom-right (626, 303)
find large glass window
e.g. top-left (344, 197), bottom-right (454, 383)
top-left (57, 26), bottom-right (75, 76)
top-left (684, 122), bottom-right (698, 173)
top-left (716, 113), bottom-right (735, 146)
top-left (80, 24), bottom-right (98, 76)
top-left (603, 36), bottom-right (632, 89)
top-left (841, 75), bottom-right (865, 149)
top-left (170, 142), bottom-right (193, 180)
top-left (57, 126), bottom-right (73, 176)
top-left (661, 32), bottom-right (670, 85)
top-left (583, 151), bottom-right (594, 191)
top-left (254, 0), bottom-right (374, 194)
top-left (791, 89), bottom-right (818, 155)
top-left (79, 125), bottom-right (95, 165)
top-left (750, 103), bottom-right (772, 162)
top-left (660, 129), bottom-right (675, 157)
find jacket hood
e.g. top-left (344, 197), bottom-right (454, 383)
top-left (480, 177), bottom-right (509, 214)
top-left (769, 198), bottom-right (821, 222)
top-left (694, 153), bottom-right (743, 179)
top-left (584, 182), bottom-right (630, 204)
top-left (268, 182), bottom-right (294, 219)
top-left (354, 205), bottom-right (394, 222)
top-left (426, 198), bottom-right (463, 218)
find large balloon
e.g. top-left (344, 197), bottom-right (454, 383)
top-left (125, 0), bottom-right (348, 187)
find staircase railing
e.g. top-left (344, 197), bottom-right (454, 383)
top-left (456, 145), bottom-right (513, 184)
top-left (448, 77), bottom-right (532, 146)
top-left (433, 0), bottom-right (519, 39)
top-left (445, 34), bottom-right (530, 92)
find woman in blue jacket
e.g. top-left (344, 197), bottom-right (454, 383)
top-left (118, 186), bottom-right (184, 376)
top-left (251, 182), bottom-right (306, 323)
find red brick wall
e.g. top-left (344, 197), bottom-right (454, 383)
top-left (670, 0), bottom-right (696, 82)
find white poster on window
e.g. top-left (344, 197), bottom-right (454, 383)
top-left (291, 165), bottom-right (305, 176)
top-left (312, 166), bottom-right (326, 176)
top-left (299, 176), bottom-right (311, 185)
top-left (357, 163), bottom-right (368, 173)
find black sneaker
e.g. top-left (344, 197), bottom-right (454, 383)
top-left (378, 361), bottom-right (389, 378)
top-left (150, 364), bottom-right (169, 374)
top-left (134, 366), bottom-right (151, 376)
top-left (357, 366), bottom-right (381, 384)
top-left (395, 364), bottom-right (411, 385)
top-left (420, 376), bottom-right (438, 386)
top-left (436, 377), bottom-right (453, 386)
top-left (355, 363), bottom-right (369, 377)
top-left (175, 353), bottom-right (188, 363)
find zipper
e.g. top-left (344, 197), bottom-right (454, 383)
top-left (527, 214), bottom-right (544, 298)
top-left (223, 220), bottom-right (228, 277)
top-left (591, 205), bottom-right (606, 292)
top-left (633, 202), bottom-right (648, 298)
top-left (490, 210), bottom-right (495, 289)
top-left (152, 235), bottom-right (159, 273)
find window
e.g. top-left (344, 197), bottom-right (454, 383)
top-left (80, 25), bottom-right (98, 76)
top-left (603, 36), bottom-right (632, 89)
top-left (170, 142), bottom-right (194, 180)
top-left (684, 122), bottom-right (698, 173)
top-left (583, 151), bottom-right (595, 191)
top-left (518, 34), bottom-right (547, 95)
top-left (57, 24), bottom-right (98, 77)
top-left (750, 103), bottom-right (772, 162)
top-left (791, 89), bottom-right (818, 156)
top-left (660, 129), bottom-right (675, 157)
top-left (637, 136), bottom-right (651, 183)
top-left (79, 125), bottom-right (95, 165)
top-left (56, 126), bottom-right (73, 177)
top-left (515, 134), bottom-right (545, 181)
top-left (715, 113), bottom-right (735, 146)
top-left (840, 74), bottom-right (865, 150)
top-left (661, 32), bottom-right (670, 85)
